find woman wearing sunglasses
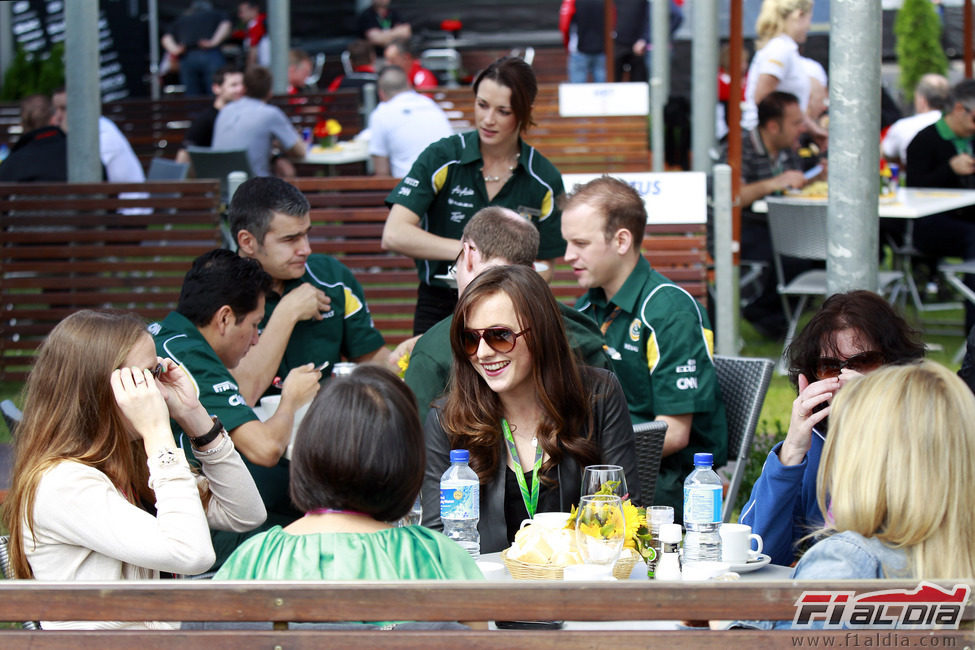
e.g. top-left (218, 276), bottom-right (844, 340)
top-left (739, 291), bottom-right (924, 565)
top-left (3, 310), bottom-right (265, 629)
top-left (422, 265), bottom-right (636, 554)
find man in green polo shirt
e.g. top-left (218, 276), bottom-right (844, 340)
top-left (402, 206), bottom-right (611, 423)
top-left (561, 176), bottom-right (727, 522)
top-left (152, 249), bottom-right (322, 567)
top-left (906, 78), bottom-right (975, 334)
top-left (228, 177), bottom-right (389, 407)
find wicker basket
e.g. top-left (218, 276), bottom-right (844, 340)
top-left (501, 548), bottom-right (640, 580)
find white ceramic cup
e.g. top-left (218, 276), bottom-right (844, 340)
top-left (719, 523), bottom-right (763, 564)
top-left (519, 511), bottom-right (571, 531)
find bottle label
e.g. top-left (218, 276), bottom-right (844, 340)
top-left (440, 482), bottom-right (479, 520)
top-left (683, 485), bottom-right (722, 524)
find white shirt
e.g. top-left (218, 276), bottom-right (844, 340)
top-left (742, 34), bottom-right (810, 130)
top-left (881, 110), bottom-right (942, 164)
top-left (368, 90), bottom-right (453, 178)
top-left (25, 438), bottom-right (265, 630)
top-left (99, 116), bottom-right (145, 183)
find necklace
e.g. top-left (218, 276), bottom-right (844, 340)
top-left (481, 152), bottom-right (519, 183)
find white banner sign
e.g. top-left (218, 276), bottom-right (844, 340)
top-left (562, 172), bottom-right (707, 225)
top-left (558, 82), bottom-right (650, 117)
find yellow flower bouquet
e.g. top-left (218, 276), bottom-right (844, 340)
top-left (313, 118), bottom-right (342, 148)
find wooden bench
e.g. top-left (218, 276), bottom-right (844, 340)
top-left (434, 84), bottom-right (651, 173)
top-left (0, 580), bottom-right (971, 646)
top-left (0, 180), bottom-right (222, 382)
top-left (294, 176), bottom-right (707, 345)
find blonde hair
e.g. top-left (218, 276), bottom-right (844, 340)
top-left (817, 361), bottom-right (975, 580)
top-left (755, 0), bottom-right (813, 48)
top-left (3, 310), bottom-right (156, 578)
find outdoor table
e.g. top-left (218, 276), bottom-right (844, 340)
top-left (751, 187), bottom-right (975, 219)
top-left (478, 550), bottom-right (793, 631)
top-left (302, 139), bottom-right (370, 173)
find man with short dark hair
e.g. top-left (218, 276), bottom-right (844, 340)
top-left (384, 38), bottom-right (437, 90)
top-left (369, 65), bottom-right (452, 177)
top-left (286, 49), bottom-right (312, 94)
top-left (212, 66), bottom-right (305, 177)
top-left (229, 177), bottom-right (388, 407)
top-left (561, 176), bottom-right (727, 522)
top-left (0, 94), bottom-right (66, 182)
top-left (403, 206), bottom-right (611, 422)
top-left (176, 65), bottom-right (244, 164)
top-left (152, 248), bottom-right (322, 566)
top-left (722, 90), bottom-right (813, 338)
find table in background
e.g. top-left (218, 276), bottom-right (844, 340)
top-left (301, 140), bottom-right (371, 175)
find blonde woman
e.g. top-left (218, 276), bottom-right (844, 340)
top-left (741, 0), bottom-right (826, 145)
top-left (731, 361), bottom-right (975, 630)
top-left (798, 360), bottom-right (975, 581)
top-left (3, 310), bottom-right (266, 630)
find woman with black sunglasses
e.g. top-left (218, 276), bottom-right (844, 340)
top-left (421, 265), bottom-right (636, 553)
top-left (739, 291), bottom-right (924, 566)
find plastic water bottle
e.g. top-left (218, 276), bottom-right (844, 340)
top-left (440, 449), bottom-right (480, 559)
top-left (682, 452), bottom-right (722, 563)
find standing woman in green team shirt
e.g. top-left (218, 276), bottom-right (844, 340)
top-left (381, 56), bottom-right (566, 335)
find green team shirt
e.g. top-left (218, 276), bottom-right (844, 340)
top-left (265, 254), bottom-right (385, 382)
top-left (152, 311), bottom-right (292, 568)
top-left (575, 256), bottom-right (728, 520)
top-left (404, 302), bottom-right (613, 424)
top-left (385, 131), bottom-right (567, 287)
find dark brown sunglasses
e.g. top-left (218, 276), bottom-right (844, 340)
top-left (815, 351), bottom-right (884, 379)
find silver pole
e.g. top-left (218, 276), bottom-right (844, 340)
top-left (827, 0), bottom-right (881, 294)
top-left (65, 0), bottom-right (101, 183)
top-left (148, 0), bottom-right (160, 100)
top-left (691, 0), bottom-right (717, 173)
top-left (363, 82), bottom-right (377, 174)
top-left (269, 0), bottom-right (289, 95)
top-left (0, 2), bottom-right (13, 86)
top-left (713, 164), bottom-right (738, 355)
top-left (650, 0), bottom-right (670, 172)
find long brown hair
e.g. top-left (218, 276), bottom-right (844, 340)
top-left (3, 310), bottom-right (155, 578)
top-left (440, 266), bottom-right (598, 484)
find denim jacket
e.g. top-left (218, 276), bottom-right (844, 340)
top-left (732, 531), bottom-right (911, 630)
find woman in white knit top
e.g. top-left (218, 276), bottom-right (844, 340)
top-left (3, 310), bottom-right (266, 629)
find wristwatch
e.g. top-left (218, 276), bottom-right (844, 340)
top-left (189, 416), bottom-right (225, 449)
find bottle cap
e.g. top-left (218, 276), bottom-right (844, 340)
top-left (449, 449), bottom-right (470, 463)
top-left (659, 523), bottom-right (682, 544)
top-left (693, 452), bottom-right (713, 467)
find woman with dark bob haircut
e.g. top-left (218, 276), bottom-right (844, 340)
top-left (422, 265), bottom-right (636, 554)
top-left (215, 364), bottom-right (483, 580)
top-left (739, 290), bottom-right (924, 565)
top-left (382, 55), bottom-right (567, 335)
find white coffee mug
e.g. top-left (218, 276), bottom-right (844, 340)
top-left (519, 511), bottom-right (571, 531)
top-left (719, 523), bottom-right (763, 564)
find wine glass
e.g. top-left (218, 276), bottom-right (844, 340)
top-left (580, 464), bottom-right (628, 499)
top-left (575, 495), bottom-right (625, 567)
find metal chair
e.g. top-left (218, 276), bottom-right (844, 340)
top-left (713, 355), bottom-right (774, 522)
top-left (766, 198), bottom-right (904, 372)
top-left (632, 420), bottom-right (668, 507)
top-left (0, 536), bottom-right (40, 629)
top-left (186, 147), bottom-right (253, 205)
top-left (1, 399), bottom-right (21, 437)
top-left (147, 157), bottom-right (190, 180)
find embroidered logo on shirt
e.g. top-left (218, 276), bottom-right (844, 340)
top-left (628, 318), bottom-right (641, 342)
top-left (451, 185), bottom-right (474, 197)
top-left (676, 359), bottom-right (697, 374)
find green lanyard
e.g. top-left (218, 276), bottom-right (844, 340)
top-left (501, 418), bottom-right (543, 518)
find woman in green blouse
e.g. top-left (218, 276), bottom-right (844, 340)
top-left (215, 364), bottom-right (482, 581)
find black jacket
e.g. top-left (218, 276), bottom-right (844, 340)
top-left (0, 126), bottom-right (67, 182)
top-left (422, 367), bottom-right (638, 554)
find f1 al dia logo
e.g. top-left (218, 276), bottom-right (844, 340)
top-left (792, 582), bottom-right (970, 629)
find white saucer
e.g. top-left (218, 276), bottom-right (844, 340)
top-left (726, 553), bottom-right (771, 573)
